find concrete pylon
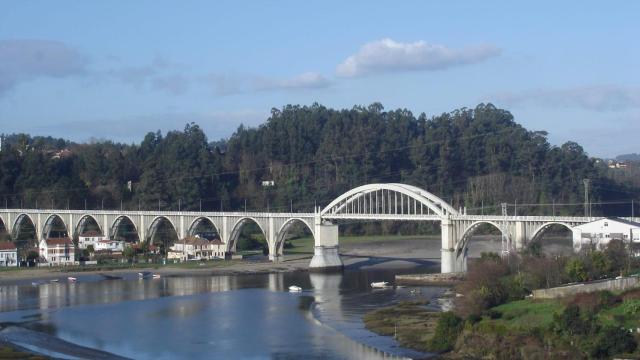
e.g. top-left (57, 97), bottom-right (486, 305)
top-left (309, 215), bottom-right (343, 271)
top-left (440, 216), bottom-right (458, 273)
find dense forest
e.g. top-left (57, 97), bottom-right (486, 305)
top-left (0, 103), bottom-right (638, 219)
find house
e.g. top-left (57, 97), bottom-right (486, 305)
top-left (95, 239), bottom-right (124, 253)
top-left (78, 230), bottom-right (109, 249)
top-left (170, 237), bottom-right (226, 260)
top-left (39, 237), bottom-right (75, 266)
top-left (0, 241), bottom-right (17, 267)
top-left (572, 217), bottom-right (640, 251)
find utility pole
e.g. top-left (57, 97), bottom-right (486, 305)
top-left (583, 179), bottom-right (590, 218)
top-left (158, 199), bottom-right (160, 211)
top-left (552, 199), bottom-right (555, 217)
top-left (178, 198), bottom-right (181, 212)
top-left (290, 199), bottom-right (293, 213)
top-left (199, 199), bottom-right (202, 212)
top-left (632, 199), bottom-right (635, 219)
top-left (101, 199), bottom-right (104, 210)
top-left (501, 202), bottom-right (510, 258)
top-left (244, 199), bottom-right (247, 212)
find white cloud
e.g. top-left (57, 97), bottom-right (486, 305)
top-left (201, 72), bottom-right (330, 96)
top-left (0, 39), bottom-right (88, 95)
top-left (336, 38), bottom-right (501, 78)
top-left (492, 85), bottom-right (640, 111)
top-left (254, 72), bottom-right (331, 91)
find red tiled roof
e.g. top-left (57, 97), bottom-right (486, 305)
top-left (45, 238), bottom-right (73, 246)
top-left (0, 241), bottom-right (16, 250)
top-left (210, 239), bottom-right (225, 245)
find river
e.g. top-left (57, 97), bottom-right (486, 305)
top-left (0, 263), bottom-right (446, 359)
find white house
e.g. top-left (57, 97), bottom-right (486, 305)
top-left (95, 239), bottom-right (124, 253)
top-left (572, 217), bottom-right (640, 251)
top-left (170, 237), bottom-right (226, 260)
top-left (0, 241), bottom-right (17, 267)
top-left (78, 231), bottom-right (109, 249)
top-left (39, 237), bottom-right (75, 266)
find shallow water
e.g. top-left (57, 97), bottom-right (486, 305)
top-left (0, 266), bottom-right (445, 359)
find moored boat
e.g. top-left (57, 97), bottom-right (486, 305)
top-left (288, 285), bottom-right (302, 292)
top-left (370, 281), bottom-right (390, 288)
top-left (152, 274), bottom-right (161, 279)
top-left (67, 277), bottom-right (77, 282)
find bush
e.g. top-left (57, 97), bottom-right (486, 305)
top-left (588, 325), bottom-right (637, 358)
top-left (427, 312), bottom-right (463, 353)
top-left (565, 258), bottom-right (588, 282)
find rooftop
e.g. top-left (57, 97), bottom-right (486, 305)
top-left (0, 241), bottom-right (16, 251)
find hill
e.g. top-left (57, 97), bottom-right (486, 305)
top-left (0, 103), bottom-right (637, 219)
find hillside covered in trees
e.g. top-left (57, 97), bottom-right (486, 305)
top-left (0, 103), bottom-right (637, 218)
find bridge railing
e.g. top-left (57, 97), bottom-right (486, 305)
top-left (0, 208), bottom-right (316, 218)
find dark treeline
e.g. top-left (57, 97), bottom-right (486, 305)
top-left (0, 103), bottom-right (637, 217)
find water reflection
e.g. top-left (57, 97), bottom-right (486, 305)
top-left (0, 269), bottom-right (441, 359)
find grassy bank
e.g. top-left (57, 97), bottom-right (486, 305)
top-left (363, 300), bottom-right (440, 352)
top-left (0, 344), bottom-right (47, 359)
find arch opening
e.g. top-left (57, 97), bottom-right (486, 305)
top-left (229, 218), bottom-right (267, 257)
top-left (457, 221), bottom-right (504, 260)
top-left (188, 217), bottom-right (220, 240)
top-left (148, 217), bottom-right (178, 256)
top-left (43, 215), bottom-right (69, 240)
top-left (277, 219), bottom-right (314, 256)
top-left (12, 214), bottom-right (38, 260)
top-left (74, 215), bottom-right (102, 240)
top-left (111, 216), bottom-right (139, 243)
top-left (0, 217), bottom-right (8, 242)
top-left (528, 223), bottom-right (574, 256)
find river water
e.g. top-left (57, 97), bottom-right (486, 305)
top-left (0, 265), bottom-right (445, 359)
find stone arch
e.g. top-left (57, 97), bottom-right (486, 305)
top-left (110, 215), bottom-right (139, 243)
top-left (228, 217), bottom-right (268, 253)
top-left (12, 213), bottom-right (37, 241)
top-left (456, 221), bottom-right (503, 257)
top-left (529, 222), bottom-right (575, 254)
top-left (187, 217), bottom-right (220, 238)
top-left (274, 218), bottom-right (315, 255)
top-left (74, 214), bottom-right (102, 238)
top-left (530, 222), bottom-right (574, 243)
top-left (147, 216), bottom-right (178, 247)
top-left (0, 215), bottom-right (7, 237)
top-left (42, 214), bottom-right (69, 240)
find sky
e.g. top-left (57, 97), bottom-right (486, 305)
top-left (0, 1), bottom-right (638, 158)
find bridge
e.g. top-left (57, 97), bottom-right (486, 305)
top-left (0, 183), bottom-right (620, 273)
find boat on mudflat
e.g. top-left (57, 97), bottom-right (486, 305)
top-left (370, 281), bottom-right (391, 289)
top-left (288, 285), bottom-right (302, 292)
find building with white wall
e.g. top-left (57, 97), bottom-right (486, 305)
top-left (0, 241), bottom-right (17, 267)
top-left (170, 237), bottom-right (226, 260)
top-left (78, 230), bottom-right (109, 249)
top-left (94, 239), bottom-right (124, 253)
top-left (39, 237), bottom-right (75, 266)
top-left (573, 217), bottom-right (640, 251)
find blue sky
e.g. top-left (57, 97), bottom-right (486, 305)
top-left (0, 1), bottom-right (638, 157)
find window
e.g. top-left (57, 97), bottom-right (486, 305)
top-left (604, 222), bottom-right (608, 227)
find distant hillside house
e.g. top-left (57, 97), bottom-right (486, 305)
top-left (0, 241), bottom-right (17, 267)
top-left (78, 231), bottom-right (109, 249)
top-left (170, 237), bottom-right (226, 261)
top-left (39, 238), bottom-right (75, 266)
top-left (573, 217), bottom-right (640, 251)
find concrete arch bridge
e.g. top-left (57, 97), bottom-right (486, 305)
top-left (0, 183), bottom-right (608, 272)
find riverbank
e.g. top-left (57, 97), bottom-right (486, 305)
top-left (0, 235), bottom-right (450, 284)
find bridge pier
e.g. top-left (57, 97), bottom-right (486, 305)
top-left (309, 220), bottom-right (342, 271)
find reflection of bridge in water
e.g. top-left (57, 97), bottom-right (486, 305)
top-left (0, 183), bottom-right (629, 272)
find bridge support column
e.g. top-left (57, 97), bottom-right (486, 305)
top-left (309, 219), bottom-right (342, 271)
top-left (441, 217), bottom-right (460, 273)
top-left (268, 217), bottom-right (281, 262)
top-left (514, 221), bottom-right (526, 250)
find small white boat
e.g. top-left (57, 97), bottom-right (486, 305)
top-left (50, 279), bottom-right (59, 283)
top-left (31, 281), bottom-right (39, 286)
top-left (67, 277), bottom-right (77, 282)
top-left (152, 274), bottom-right (161, 279)
top-left (288, 285), bottom-right (302, 292)
top-left (370, 281), bottom-right (390, 289)
top-left (138, 271), bottom-right (151, 279)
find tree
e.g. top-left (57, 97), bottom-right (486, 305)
top-left (565, 258), bottom-right (589, 282)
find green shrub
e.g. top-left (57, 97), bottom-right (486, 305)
top-left (427, 312), bottom-right (463, 353)
top-left (587, 325), bottom-right (637, 358)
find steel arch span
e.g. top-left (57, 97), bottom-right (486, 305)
top-left (320, 183), bottom-right (458, 220)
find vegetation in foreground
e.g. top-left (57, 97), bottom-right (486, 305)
top-left (364, 240), bottom-right (640, 359)
top-left (363, 300), bottom-right (440, 352)
top-left (0, 344), bottom-right (47, 360)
